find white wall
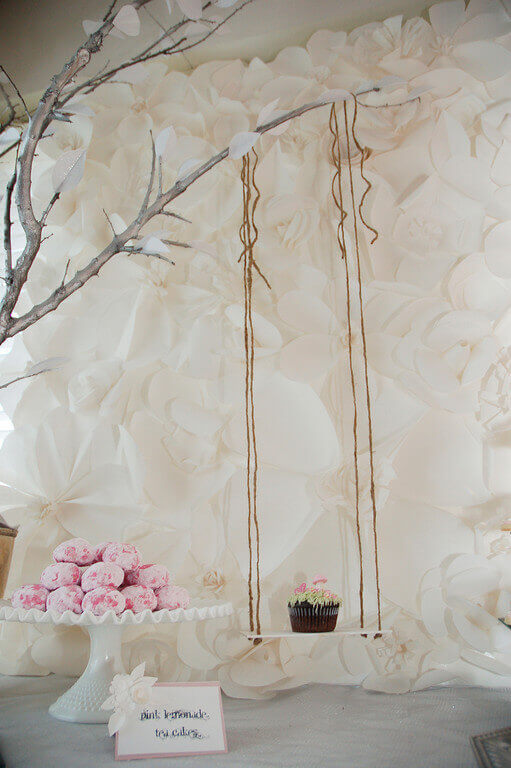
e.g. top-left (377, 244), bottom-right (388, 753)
top-left (0, 0), bottom-right (510, 694)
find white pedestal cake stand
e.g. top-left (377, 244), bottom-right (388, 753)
top-left (0, 599), bottom-right (233, 724)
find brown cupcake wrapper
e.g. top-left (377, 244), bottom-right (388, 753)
top-left (288, 601), bottom-right (339, 633)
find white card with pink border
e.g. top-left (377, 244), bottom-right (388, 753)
top-left (115, 682), bottom-right (228, 760)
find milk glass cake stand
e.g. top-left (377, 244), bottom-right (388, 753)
top-left (0, 598), bottom-right (233, 724)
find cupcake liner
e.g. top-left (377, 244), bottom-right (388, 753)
top-left (288, 602), bottom-right (339, 633)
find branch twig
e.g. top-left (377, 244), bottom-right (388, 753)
top-left (3, 92), bottom-right (377, 341)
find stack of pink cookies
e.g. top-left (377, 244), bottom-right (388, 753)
top-left (10, 538), bottom-right (190, 616)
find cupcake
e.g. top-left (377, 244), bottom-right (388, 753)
top-left (287, 575), bottom-right (341, 633)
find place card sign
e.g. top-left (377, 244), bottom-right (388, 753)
top-left (115, 682), bottom-right (227, 760)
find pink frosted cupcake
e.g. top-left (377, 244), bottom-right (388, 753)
top-left (288, 575), bottom-right (341, 633)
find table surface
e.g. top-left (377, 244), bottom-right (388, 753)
top-left (0, 675), bottom-right (510, 767)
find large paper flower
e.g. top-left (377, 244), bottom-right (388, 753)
top-left (428, 0), bottom-right (511, 82)
top-left (0, 407), bottom-right (143, 586)
top-left (419, 552), bottom-right (511, 683)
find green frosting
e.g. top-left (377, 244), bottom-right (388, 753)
top-left (288, 587), bottom-right (341, 607)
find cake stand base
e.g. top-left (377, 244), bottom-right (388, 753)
top-left (49, 624), bottom-right (125, 724)
top-left (0, 598), bottom-right (233, 725)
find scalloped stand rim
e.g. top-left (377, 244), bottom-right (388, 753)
top-left (0, 599), bottom-right (233, 723)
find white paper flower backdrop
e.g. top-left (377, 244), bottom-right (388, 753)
top-left (1, 0), bottom-right (511, 695)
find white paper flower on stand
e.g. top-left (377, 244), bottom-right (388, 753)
top-left (102, 662), bottom-right (157, 736)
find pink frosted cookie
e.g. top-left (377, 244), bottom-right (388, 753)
top-left (155, 585), bottom-right (190, 610)
top-left (127, 564), bottom-right (170, 590)
top-left (102, 543), bottom-right (141, 572)
top-left (53, 538), bottom-right (95, 566)
top-left (11, 584), bottom-right (49, 611)
top-left (40, 563), bottom-right (81, 591)
top-left (47, 585), bottom-right (84, 614)
top-left (121, 585), bottom-right (157, 613)
top-left (123, 570), bottom-right (139, 587)
top-left (92, 542), bottom-right (114, 562)
top-left (82, 587), bottom-right (126, 616)
top-left (81, 563), bottom-right (124, 592)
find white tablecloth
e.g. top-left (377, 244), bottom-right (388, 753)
top-left (0, 675), bottom-right (509, 767)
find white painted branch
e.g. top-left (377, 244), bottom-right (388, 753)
top-left (4, 91), bottom-right (377, 341)
top-left (0, 0), bottom-right (153, 341)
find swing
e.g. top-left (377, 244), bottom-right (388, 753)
top-left (239, 98), bottom-right (392, 642)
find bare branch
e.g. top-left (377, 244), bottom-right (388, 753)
top-left (0, 2), bottom-right (154, 340)
top-left (59, 0), bottom-right (255, 106)
top-left (157, 158), bottom-right (163, 196)
top-left (161, 239), bottom-right (191, 248)
top-left (103, 0), bottom-right (119, 21)
top-left (139, 133), bottom-right (157, 216)
top-left (103, 208), bottom-right (117, 236)
top-left (138, 3), bottom-right (211, 58)
top-left (0, 139), bottom-right (20, 160)
top-left (161, 0), bottom-right (257, 57)
top-left (0, 0), bottom-right (262, 347)
top-left (3, 168), bottom-right (17, 280)
top-left (40, 192), bottom-right (60, 226)
top-left (3, 94), bottom-right (361, 341)
top-left (0, 0), bottom-right (399, 359)
top-left (0, 66), bottom-right (30, 123)
top-left (158, 210), bottom-right (192, 224)
top-left (0, 83), bottom-right (15, 133)
top-left (122, 245), bottom-right (175, 264)
top-left (60, 258), bottom-right (71, 287)
top-left (0, 357), bottom-right (68, 390)
top-left (0, 370), bottom-right (46, 391)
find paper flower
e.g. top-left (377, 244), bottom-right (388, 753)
top-left (2, 0), bottom-right (511, 696)
top-left (102, 662), bottom-right (157, 736)
top-left (0, 408), bottom-right (143, 586)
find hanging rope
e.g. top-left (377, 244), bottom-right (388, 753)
top-left (239, 99), bottom-right (381, 635)
top-left (329, 103), bottom-right (364, 628)
top-left (239, 148), bottom-right (270, 634)
top-left (342, 98), bottom-right (382, 631)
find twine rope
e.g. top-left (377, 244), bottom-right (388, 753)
top-left (329, 103), bottom-right (364, 628)
top-left (343, 99), bottom-right (382, 631)
top-left (239, 148), bottom-right (269, 634)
